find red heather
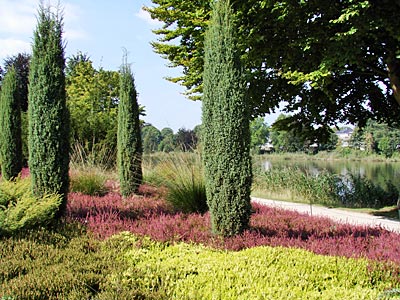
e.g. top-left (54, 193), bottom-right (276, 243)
top-left (66, 187), bottom-right (400, 265)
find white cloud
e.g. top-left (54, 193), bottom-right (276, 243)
top-left (0, 38), bottom-right (31, 60)
top-left (135, 8), bottom-right (162, 26)
top-left (0, 0), bottom-right (37, 35)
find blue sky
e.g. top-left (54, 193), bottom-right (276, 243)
top-left (0, 0), bottom-right (203, 132)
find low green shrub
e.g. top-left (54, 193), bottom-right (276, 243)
top-left (109, 232), bottom-right (398, 300)
top-left (0, 178), bottom-right (61, 236)
top-left (0, 177), bottom-right (30, 207)
top-left (0, 227), bottom-right (166, 299)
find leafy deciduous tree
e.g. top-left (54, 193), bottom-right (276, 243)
top-left (145, 0), bottom-right (400, 141)
top-left (66, 58), bottom-right (119, 150)
top-left (142, 124), bottom-right (161, 153)
top-left (158, 127), bottom-right (175, 152)
top-left (250, 117), bottom-right (269, 152)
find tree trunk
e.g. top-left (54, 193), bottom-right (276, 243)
top-left (387, 54), bottom-right (400, 106)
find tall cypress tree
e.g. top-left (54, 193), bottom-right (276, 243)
top-left (202, 0), bottom-right (252, 236)
top-left (117, 56), bottom-right (143, 197)
top-left (28, 4), bottom-right (69, 214)
top-left (0, 67), bottom-right (22, 180)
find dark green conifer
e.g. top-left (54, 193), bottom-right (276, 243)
top-left (0, 67), bottom-right (22, 180)
top-left (28, 4), bottom-right (69, 214)
top-left (117, 56), bottom-right (143, 197)
top-left (202, 0), bottom-right (252, 236)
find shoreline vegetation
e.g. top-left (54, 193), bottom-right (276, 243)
top-left (256, 150), bottom-right (400, 163)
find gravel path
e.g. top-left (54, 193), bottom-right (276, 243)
top-left (252, 197), bottom-right (400, 233)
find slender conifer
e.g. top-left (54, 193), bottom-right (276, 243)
top-left (117, 55), bottom-right (143, 197)
top-left (202, 0), bottom-right (252, 236)
top-left (0, 67), bottom-right (22, 180)
top-left (28, 4), bottom-right (69, 215)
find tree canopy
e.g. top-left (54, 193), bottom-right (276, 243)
top-left (66, 57), bottom-right (119, 150)
top-left (145, 0), bottom-right (400, 141)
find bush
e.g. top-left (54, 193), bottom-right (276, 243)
top-left (0, 178), bottom-right (62, 236)
top-left (0, 227), bottom-right (165, 299)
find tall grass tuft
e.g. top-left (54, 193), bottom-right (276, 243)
top-left (70, 142), bottom-right (117, 171)
top-left (69, 142), bottom-right (116, 196)
top-left (143, 153), bottom-right (207, 214)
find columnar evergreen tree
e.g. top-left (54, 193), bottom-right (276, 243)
top-left (202, 0), bottom-right (252, 237)
top-left (0, 67), bottom-right (22, 180)
top-left (118, 56), bottom-right (143, 196)
top-left (28, 5), bottom-right (69, 214)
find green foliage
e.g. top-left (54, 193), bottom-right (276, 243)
top-left (0, 178), bottom-right (61, 236)
top-left (250, 117), bottom-right (269, 152)
top-left (158, 127), bottom-right (175, 152)
top-left (0, 67), bottom-right (22, 180)
top-left (254, 166), bottom-right (399, 209)
top-left (142, 124), bottom-right (161, 153)
top-left (353, 119), bottom-right (400, 158)
top-left (146, 0), bottom-right (400, 140)
top-left (202, 0), bottom-right (252, 236)
top-left (117, 57), bottom-right (143, 197)
top-left (28, 4), bottom-right (69, 215)
top-left (2, 53), bottom-right (31, 112)
top-left (66, 58), bottom-right (119, 151)
top-left (148, 153), bottom-right (207, 214)
top-left (115, 232), bottom-right (396, 299)
top-left (69, 170), bottom-right (107, 196)
top-left (0, 228), bottom-right (165, 299)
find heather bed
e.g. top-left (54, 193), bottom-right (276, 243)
top-left (67, 188), bottom-right (400, 265)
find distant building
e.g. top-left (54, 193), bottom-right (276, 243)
top-left (336, 127), bottom-right (354, 147)
top-left (260, 141), bottom-right (274, 153)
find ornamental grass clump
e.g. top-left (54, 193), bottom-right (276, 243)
top-left (69, 169), bottom-right (108, 196)
top-left (150, 153), bottom-right (207, 214)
